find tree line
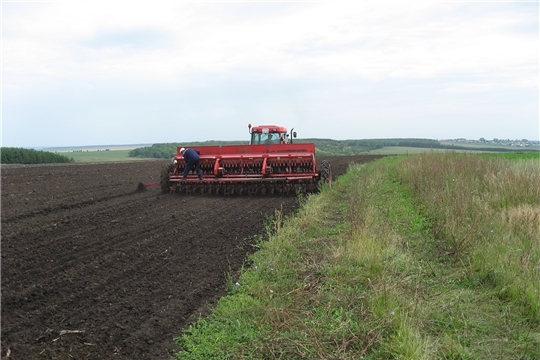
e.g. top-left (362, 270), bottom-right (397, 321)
top-left (1, 147), bottom-right (74, 164)
top-left (127, 138), bottom-right (452, 159)
top-left (128, 138), bottom-right (535, 160)
top-left (128, 140), bottom-right (249, 159)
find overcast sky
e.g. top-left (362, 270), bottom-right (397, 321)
top-left (2, 1), bottom-right (538, 148)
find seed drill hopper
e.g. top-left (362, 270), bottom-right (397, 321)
top-left (160, 124), bottom-right (332, 195)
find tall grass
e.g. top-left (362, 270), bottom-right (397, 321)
top-left (397, 152), bottom-right (540, 321)
top-left (175, 153), bottom-right (540, 359)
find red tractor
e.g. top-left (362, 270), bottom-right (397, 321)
top-left (160, 124), bottom-right (332, 195)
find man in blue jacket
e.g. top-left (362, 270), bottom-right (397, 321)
top-left (180, 147), bottom-right (204, 180)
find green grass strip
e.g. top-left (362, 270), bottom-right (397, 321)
top-left (175, 154), bottom-right (540, 359)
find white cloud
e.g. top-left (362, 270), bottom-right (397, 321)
top-left (2, 1), bottom-right (538, 147)
top-left (4, 2), bottom-right (537, 89)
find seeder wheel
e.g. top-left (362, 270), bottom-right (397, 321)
top-left (320, 160), bottom-right (332, 188)
top-left (160, 163), bottom-right (175, 193)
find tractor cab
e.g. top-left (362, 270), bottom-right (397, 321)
top-left (248, 124), bottom-right (296, 145)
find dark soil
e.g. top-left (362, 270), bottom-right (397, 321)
top-left (1, 155), bottom-right (385, 360)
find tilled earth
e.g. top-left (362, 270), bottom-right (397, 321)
top-left (1, 155), bottom-right (384, 359)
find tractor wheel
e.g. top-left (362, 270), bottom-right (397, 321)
top-left (160, 163), bottom-right (175, 193)
top-left (320, 160), bottom-right (332, 188)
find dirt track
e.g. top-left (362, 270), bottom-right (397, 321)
top-left (1, 155), bottom-right (384, 359)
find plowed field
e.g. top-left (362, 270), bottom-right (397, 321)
top-left (1, 155), bottom-right (385, 359)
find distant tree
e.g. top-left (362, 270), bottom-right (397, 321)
top-left (479, 137), bottom-right (486, 142)
top-left (1, 147), bottom-right (73, 164)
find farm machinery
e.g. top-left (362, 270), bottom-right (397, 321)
top-left (159, 124), bottom-right (332, 195)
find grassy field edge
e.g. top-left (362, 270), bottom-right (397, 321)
top-left (175, 153), bottom-right (539, 359)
